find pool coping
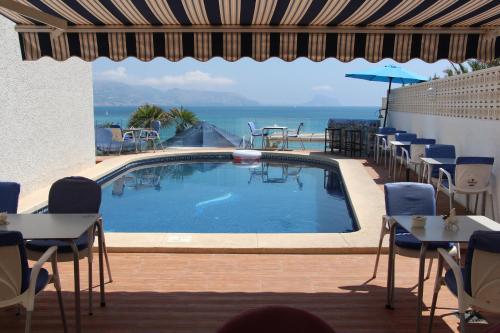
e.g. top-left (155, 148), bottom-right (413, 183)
top-left (19, 148), bottom-right (387, 254)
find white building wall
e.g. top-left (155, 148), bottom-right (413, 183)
top-left (388, 67), bottom-right (500, 220)
top-left (0, 16), bottom-right (95, 198)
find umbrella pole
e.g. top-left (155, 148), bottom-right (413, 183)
top-left (382, 78), bottom-right (393, 128)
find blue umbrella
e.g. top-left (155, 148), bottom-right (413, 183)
top-left (345, 65), bottom-right (427, 127)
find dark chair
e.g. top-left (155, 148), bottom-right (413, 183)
top-left (0, 181), bottom-right (21, 213)
top-left (216, 306), bottom-right (335, 333)
top-left (429, 231), bottom-right (500, 333)
top-left (0, 231), bottom-right (67, 333)
top-left (25, 177), bottom-right (112, 315)
top-left (373, 183), bottom-right (453, 281)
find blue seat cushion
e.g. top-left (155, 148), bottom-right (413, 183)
top-left (26, 234), bottom-right (89, 254)
top-left (395, 233), bottom-right (452, 250)
top-left (444, 268), bottom-right (468, 297)
top-left (21, 268), bottom-right (49, 294)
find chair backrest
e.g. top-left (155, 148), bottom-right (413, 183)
top-left (0, 231), bottom-right (29, 301)
top-left (48, 177), bottom-right (101, 214)
top-left (425, 144), bottom-right (456, 178)
top-left (454, 157), bottom-right (494, 191)
top-left (384, 183), bottom-right (436, 216)
top-left (378, 127), bottom-right (396, 134)
top-left (247, 122), bottom-right (257, 134)
top-left (464, 231), bottom-right (500, 311)
top-left (216, 306), bottom-right (335, 333)
top-left (394, 133), bottom-right (417, 155)
top-left (0, 182), bottom-right (20, 213)
top-left (151, 120), bottom-right (161, 132)
top-left (409, 139), bottom-right (436, 163)
top-left (297, 122), bottom-right (304, 135)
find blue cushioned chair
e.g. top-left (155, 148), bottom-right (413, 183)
top-left (0, 181), bottom-right (21, 213)
top-left (375, 127), bottom-right (396, 164)
top-left (25, 177), bottom-right (112, 315)
top-left (248, 122), bottom-right (268, 149)
top-left (392, 133), bottom-right (417, 179)
top-left (429, 231), bottom-right (500, 333)
top-left (373, 183), bottom-right (453, 279)
top-left (141, 120), bottom-right (165, 152)
top-left (424, 144), bottom-right (456, 183)
top-left (436, 157), bottom-right (495, 217)
top-left (400, 139), bottom-right (436, 182)
top-left (379, 130), bottom-right (407, 167)
top-left (0, 231), bottom-right (67, 333)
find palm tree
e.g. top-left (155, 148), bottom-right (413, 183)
top-left (168, 107), bottom-right (199, 134)
top-left (127, 104), bottom-right (171, 128)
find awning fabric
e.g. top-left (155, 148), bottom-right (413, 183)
top-left (1, 0), bottom-right (499, 63)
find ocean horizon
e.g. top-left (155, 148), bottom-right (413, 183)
top-left (95, 105), bottom-right (379, 146)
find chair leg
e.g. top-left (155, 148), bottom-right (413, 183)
top-left (102, 234), bottom-right (113, 282)
top-left (88, 251), bottom-right (93, 315)
top-left (459, 312), bottom-right (467, 333)
top-left (428, 256), bottom-right (444, 333)
top-left (25, 310), bottom-right (32, 333)
top-left (52, 257), bottom-right (68, 333)
top-left (425, 258), bottom-right (433, 280)
top-left (373, 222), bottom-right (387, 278)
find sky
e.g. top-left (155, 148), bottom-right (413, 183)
top-left (92, 57), bottom-right (451, 106)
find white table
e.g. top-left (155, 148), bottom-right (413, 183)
top-left (389, 141), bottom-right (412, 181)
top-left (420, 157), bottom-right (456, 184)
top-left (1, 214), bottom-right (105, 333)
top-left (262, 126), bottom-right (288, 150)
top-left (386, 215), bottom-right (500, 333)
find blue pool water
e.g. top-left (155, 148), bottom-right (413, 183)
top-left (100, 160), bottom-right (357, 233)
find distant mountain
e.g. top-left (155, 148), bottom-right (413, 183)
top-left (93, 81), bottom-right (260, 107)
top-left (302, 94), bottom-right (342, 106)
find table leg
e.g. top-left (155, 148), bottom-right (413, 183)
top-left (386, 222), bottom-right (396, 309)
top-left (416, 243), bottom-right (428, 333)
top-left (375, 137), bottom-right (379, 163)
top-left (427, 164), bottom-right (432, 184)
top-left (96, 221), bottom-right (106, 307)
top-left (69, 241), bottom-right (81, 333)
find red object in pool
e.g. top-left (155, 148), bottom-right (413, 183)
top-left (216, 306), bottom-right (336, 333)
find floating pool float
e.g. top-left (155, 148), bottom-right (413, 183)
top-left (232, 150), bottom-right (262, 163)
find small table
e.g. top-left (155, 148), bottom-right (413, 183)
top-left (386, 215), bottom-right (500, 333)
top-left (389, 141), bottom-right (412, 181)
top-left (1, 214), bottom-right (105, 333)
top-left (420, 157), bottom-right (456, 184)
top-left (262, 126), bottom-right (288, 150)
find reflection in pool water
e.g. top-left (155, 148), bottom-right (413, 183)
top-left (100, 161), bottom-right (357, 233)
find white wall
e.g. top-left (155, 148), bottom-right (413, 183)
top-left (388, 111), bottom-right (499, 220)
top-left (0, 16), bottom-right (95, 198)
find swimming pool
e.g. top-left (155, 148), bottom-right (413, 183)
top-left (100, 158), bottom-right (358, 233)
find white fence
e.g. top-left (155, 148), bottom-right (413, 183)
top-left (389, 66), bottom-right (500, 120)
top-left (388, 66), bottom-right (500, 220)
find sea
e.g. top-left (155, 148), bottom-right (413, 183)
top-left (94, 106), bottom-right (379, 148)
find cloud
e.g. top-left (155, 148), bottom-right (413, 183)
top-left (312, 85), bottom-right (334, 92)
top-left (96, 67), bottom-right (235, 90)
top-left (97, 66), bottom-right (128, 81)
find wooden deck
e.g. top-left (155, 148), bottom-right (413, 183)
top-left (2, 253), bottom-right (499, 333)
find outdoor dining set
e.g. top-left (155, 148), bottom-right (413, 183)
top-left (372, 126), bottom-right (500, 333)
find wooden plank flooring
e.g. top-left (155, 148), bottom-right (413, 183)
top-left (2, 253), bottom-right (499, 333)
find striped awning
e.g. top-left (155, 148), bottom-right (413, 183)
top-left (1, 0), bottom-right (499, 63)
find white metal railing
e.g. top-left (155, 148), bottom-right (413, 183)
top-left (389, 66), bottom-right (500, 120)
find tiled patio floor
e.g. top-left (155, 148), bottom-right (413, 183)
top-left (2, 253), bottom-right (499, 333)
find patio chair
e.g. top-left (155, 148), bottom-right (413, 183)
top-left (400, 138), bottom-right (436, 181)
top-left (216, 306), bottom-right (335, 333)
top-left (95, 127), bottom-right (142, 155)
top-left (375, 127), bottom-right (396, 164)
top-left (436, 157), bottom-right (495, 217)
top-left (287, 122), bottom-right (305, 150)
top-left (373, 183), bottom-right (453, 280)
top-left (141, 120), bottom-right (165, 152)
top-left (392, 133), bottom-right (417, 178)
top-left (0, 181), bottom-right (21, 213)
top-left (25, 177), bottom-right (112, 315)
top-left (0, 231), bottom-right (67, 333)
top-left (423, 144), bottom-right (456, 184)
top-left (247, 122), bottom-right (267, 149)
top-left (428, 230), bottom-right (500, 333)
top-left (379, 130), bottom-right (406, 167)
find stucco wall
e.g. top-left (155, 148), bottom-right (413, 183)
top-left (388, 111), bottom-right (499, 220)
top-left (0, 16), bottom-right (95, 198)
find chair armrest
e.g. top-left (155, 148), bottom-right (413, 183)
top-left (381, 138), bottom-right (388, 148)
top-left (438, 167), bottom-right (453, 191)
top-left (438, 248), bottom-right (466, 304)
top-left (401, 147), bottom-right (410, 163)
top-left (122, 131), bottom-right (135, 140)
top-left (27, 246), bottom-right (58, 298)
